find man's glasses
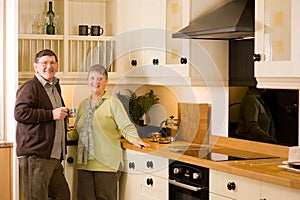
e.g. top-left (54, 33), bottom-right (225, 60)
top-left (37, 61), bottom-right (58, 66)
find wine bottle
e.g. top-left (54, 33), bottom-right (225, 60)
top-left (46, 1), bottom-right (55, 34)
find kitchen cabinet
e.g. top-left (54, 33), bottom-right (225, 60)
top-left (18, 0), bottom-right (117, 85)
top-left (63, 144), bottom-right (78, 200)
top-left (119, 149), bottom-right (168, 200)
top-left (114, 0), bottom-right (193, 86)
top-left (18, 0), bottom-right (227, 86)
top-left (0, 146), bottom-right (13, 200)
top-left (210, 169), bottom-right (300, 200)
top-left (209, 169), bottom-right (260, 200)
top-left (114, 0), bottom-right (167, 74)
top-left (254, 0), bottom-right (300, 89)
top-left (229, 39), bottom-right (256, 86)
top-left (260, 181), bottom-right (300, 200)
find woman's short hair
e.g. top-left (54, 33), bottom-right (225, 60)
top-left (88, 64), bottom-right (108, 79)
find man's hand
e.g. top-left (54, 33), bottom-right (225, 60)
top-left (52, 107), bottom-right (68, 120)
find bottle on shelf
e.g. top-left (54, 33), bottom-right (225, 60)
top-left (46, 1), bottom-right (55, 34)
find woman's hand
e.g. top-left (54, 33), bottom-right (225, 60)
top-left (133, 140), bottom-right (150, 149)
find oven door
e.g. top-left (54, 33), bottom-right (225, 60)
top-left (169, 179), bottom-right (208, 200)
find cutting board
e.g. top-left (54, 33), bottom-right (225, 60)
top-left (177, 103), bottom-right (210, 144)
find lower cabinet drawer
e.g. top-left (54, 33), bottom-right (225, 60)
top-left (210, 193), bottom-right (233, 200)
top-left (139, 174), bottom-right (168, 200)
top-left (209, 169), bottom-right (260, 200)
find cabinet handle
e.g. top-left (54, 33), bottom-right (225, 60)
top-left (128, 162), bottom-right (135, 169)
top-left (67, 157), bottom-right (74, 164)
top-left (146, 178), bottom-right (153, 186)
top-left (152, 59), bottom-right (159, 65)
top-left (253, 54), bottom-right (261, 62)
top-left (131, 59), bottom-right (137, 66)
top-left (227, 182), bottom-right (236, 190)
top-left (146, 161), bottom-right (153, 168)
top-left (180, 57), bottom-right (187, 64)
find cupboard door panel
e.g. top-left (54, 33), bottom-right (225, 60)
top-left (210, 169), bottom-right (260, 200)
top-left (255, 0), bottom-right (300, 88)
top-left (260, 181), bottom-right (300, 200)
top-left (0, 147), bottom-right (12, 200)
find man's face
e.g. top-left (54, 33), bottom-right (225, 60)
top-left (34, 55), bottom-right (58, 82)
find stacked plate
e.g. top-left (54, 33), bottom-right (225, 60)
top-left (278, 161), bottom-right (300, 173)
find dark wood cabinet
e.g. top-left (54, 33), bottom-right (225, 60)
top-left (229, 39), bottom-right (255, 86)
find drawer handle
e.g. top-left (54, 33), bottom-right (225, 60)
top-left (253, 54), bottom-right (261, 62)
top-left (152, 58), bottom-right (159, 65)
top-left (146, 161), bottom-right (153, 168)
top-left (67, 157), bottom-right (74, 164)
top-left (227, 182), bottom-right (236, 190)
top-left (129, 162), bottom-right (135, 169)
top-left (131, 59), bottom-right (137, 66)
top-left (180, 57), bottom-right (187, 64)
top-left (146, 178), bottom-right (153, 186)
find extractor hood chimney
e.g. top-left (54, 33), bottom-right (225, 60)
top-left (172, 0), bottom-right (254, 40)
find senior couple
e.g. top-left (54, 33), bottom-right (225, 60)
top-left (15, 49), bottom-right (149, 200)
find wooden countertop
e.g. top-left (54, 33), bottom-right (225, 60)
top-left (0, 141), bottom-right (13, 148)
top-left (121, 136), bottom-right (300, 190)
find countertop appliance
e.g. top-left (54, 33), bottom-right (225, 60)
top-left (169, 160), bottom-right (209, 200)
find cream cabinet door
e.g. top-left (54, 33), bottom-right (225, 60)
top-left (210, 193), bottom-right (233, 200)
top-left (210, 169), bottom-right (260, 200)
top-left (64, 145), bottom-right (78, 200)
top-left (116, 0), bottom-right (166, 71)
top-left (254, 0), bottom-right (300, 88)
top-left (119, 149), bottom-right (140, 200)
top-left (138, 173), bottom-right (168, 200)
top-left (260, 181), bottom-right (300, 200)
top-left (120, 149), bottom-right (169, 200)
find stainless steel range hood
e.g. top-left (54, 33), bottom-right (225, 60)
top-left (173, 0), bottom-right (254, 40)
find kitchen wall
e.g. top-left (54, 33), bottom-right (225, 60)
top-left (61, 83), bottom-right (228, 139)
top-left (60, 0), bottom-right (231, 139)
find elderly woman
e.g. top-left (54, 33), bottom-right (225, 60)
top-left (68, 64), bottom-right (149, 200)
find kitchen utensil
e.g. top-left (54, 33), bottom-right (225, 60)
top-left (150, 132), bottom-right (161, 142)
top-left (79, 25), bottom-right (90, 35)
top-left (91, 25), bottom-right (104, 36)
top-left (160, 115), bottom-right (177, 137)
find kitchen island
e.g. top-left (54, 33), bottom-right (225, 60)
top-left (121, 135), bottom-right (300, 199)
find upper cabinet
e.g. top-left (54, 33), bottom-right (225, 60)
top-left (114, 0), bottom-right (193, 86)
top-left (114, 0), bottom-right (166, 69)
top-left (229, 39), bottom-right (255, 86)
top-left (18, 0), bottom-right (193, 85)
top-left (18, 0), bottom-right (117, 85)
top-left (18, 0), bottom-right (227, 86)
top-left (254, 0), bottom-right (300, 89)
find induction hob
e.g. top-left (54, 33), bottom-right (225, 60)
top-left (169, 145), bottom-right (278, 161)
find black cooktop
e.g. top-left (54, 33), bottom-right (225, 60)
top-left (170, 146), bottom-right (278, 161)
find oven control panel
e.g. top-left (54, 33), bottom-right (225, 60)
top-left (169, 160), bottom-right (209, 187)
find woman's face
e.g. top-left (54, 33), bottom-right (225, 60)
top-left (88, 71), bottom-right (108, 95)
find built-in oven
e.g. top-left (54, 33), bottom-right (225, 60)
top-left (169, 160), bottom-right (209, 200)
